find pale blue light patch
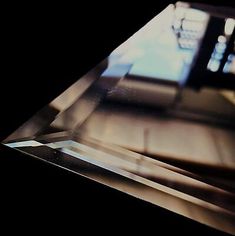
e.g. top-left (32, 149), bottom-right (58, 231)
top-left (6, 140), bottom-right (42, 148)
top-left (129, 49), bottom-right (184, 82)
top-left (128, 30), bottom-right (188, 82)
top-left (102, 64), bottom-right (132, 78)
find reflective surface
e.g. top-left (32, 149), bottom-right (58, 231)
top-left (2, 2), bottom-right (235, 235)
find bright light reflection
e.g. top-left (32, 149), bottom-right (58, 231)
top-left (224, 18), bottom-right (235, 36)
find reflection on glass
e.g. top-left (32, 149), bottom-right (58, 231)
top-left (225, 18), bottom-right (235, 36)
top-left (2, 2), bottom-right (235, 235)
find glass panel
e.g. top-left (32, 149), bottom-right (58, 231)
top-left (2, 3), bottom-right (235, 235)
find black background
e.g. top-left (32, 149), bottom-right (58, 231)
top-left (0, 1), bottom-right (234, 235)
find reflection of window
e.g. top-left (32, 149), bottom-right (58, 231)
top-left (207, 40), bottom-right (227, 72)
top-left (224, 18), bottom-right (235, 36)
top-left (207, 18), bottom-right (235, 73)
top-left (223, 53), bottom-right (235, 74)
top-left (207, 37), bottom-right (228, 72)
top-left (223, 38), bottom-right (235, 74)
top-left (172, 6), bottom-right (208, 51)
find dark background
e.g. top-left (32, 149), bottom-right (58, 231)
top-left (1, 1), bottom-right (234, 235)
